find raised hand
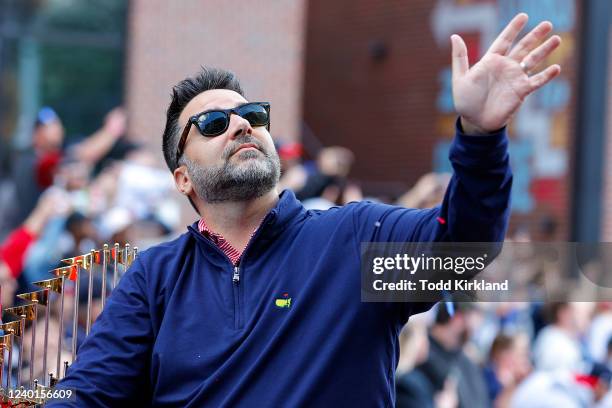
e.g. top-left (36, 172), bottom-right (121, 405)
top-left (451, 13), bottom-right (561, 134)
top-left (103, 107), bottom-right (127, 139)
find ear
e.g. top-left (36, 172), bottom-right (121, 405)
top-left (173, 164), bottom-right (193, 196)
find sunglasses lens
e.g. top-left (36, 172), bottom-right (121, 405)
top-left (239, 104), bottom-right (269, 127)
top-left (194, 103), bottom-right (269, 137)
top-left (197, 111), bottom-right (228, 136)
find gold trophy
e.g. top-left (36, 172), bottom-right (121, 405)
top-left (0, 243), bottom-right (137, 406)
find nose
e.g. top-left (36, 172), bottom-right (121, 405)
top-left (228, 112), bottom-right (253, 140)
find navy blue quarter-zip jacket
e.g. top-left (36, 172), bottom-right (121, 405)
top-left (50, 123), bottom-right (512, 407)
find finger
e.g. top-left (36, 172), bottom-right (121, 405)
top-left (508, 21), bottom-right (553, 62)
top-left (487, 13), bottom-right (529, 55)
top-left (522, 35), bottom-right (562, 73)
top-left (528, 64), bottom-right (561, 93)
top-left (451, 34), bottom-right (469, 78)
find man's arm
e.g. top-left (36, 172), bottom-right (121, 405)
top-left (353, 13), bottom-right (561, 317)
top-left (0, 189), bottom-right (69, 279)
top-left (352, 122), bottom-right (510, 318)
top-left (355, 12), bottom-right (561, 243)
top-left (69, 107), bottom-right (127, 165)
top-left (48, 257), bottom-right (153, 407)
top-left (352, 119), bottom-right (510, 243)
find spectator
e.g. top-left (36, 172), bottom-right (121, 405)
top-left (483, 333), bottom-right (531, 406)
top-left (9, 106), bottom-right (127, 228)
top-left (587, 302), bottom-right (612, 364)
top-left (62, 212), bottom-right (99, 259)
top-left (0, 190), bottom-right (68, 281)
top-left (533, 302), bottom-right (583, 372)
top-left (396, 323), bottom-right (436, 407)
top-left (301, 177), bottom-right (363, 210)
top-left (11, 107), bottom-right (65, 226)
top-left (511, 363), bottom-right (612, 408)
top-left (396, 322), bottom-right (459, 408)
top-left (397, 173), bottom-right (451, 209)
top-left (416, 302), bottom-right (490, 408)
top-left (277, 141), bottom-right (308, 192)
top-left (296, 145), bottom-right (354, 201)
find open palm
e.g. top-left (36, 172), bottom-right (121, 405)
top-left (452, 13), bottom-right (561, 134)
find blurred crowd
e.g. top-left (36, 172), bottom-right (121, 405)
top-left (0, 106), bottom-right (180, 384)
top-left (393, 184), bottom-right (612, 408)
top-left (1, 107), bottom-right (611, 407)
top-left (396, 298), bottom-right (612, 408)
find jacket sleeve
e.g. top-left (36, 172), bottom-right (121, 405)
top-left (353, 119), bottom-right (512, 244)
top-left (47, 257), bottom-right (153, 407)
top-left (0, 225), bottom-right (36, 278)
top-left (353, 119), bottom-right (512, 316)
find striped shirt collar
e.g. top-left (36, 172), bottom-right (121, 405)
top-left (197, 217), bottom-right (260, 266)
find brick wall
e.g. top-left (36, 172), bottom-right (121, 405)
top-left (125, 0), bottom-right (307, 153)
top-left (303, 0), bottom-right (439, 197)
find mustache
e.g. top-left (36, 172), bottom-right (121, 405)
top-left (223, 136), bottom-right (267, 159)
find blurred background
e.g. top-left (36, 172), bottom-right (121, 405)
top-left (0, 0), bottom-right (611, 407)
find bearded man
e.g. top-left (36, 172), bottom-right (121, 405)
top-left (51, 13), bottom-right (561, 407)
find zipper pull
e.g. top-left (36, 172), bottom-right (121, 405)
top-left (233, 266), bottom-right (240, 285)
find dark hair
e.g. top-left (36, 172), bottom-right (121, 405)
top-left (489, 334), bottom-right (514, 361)
top-left (162, 67), bottom-right (244, 172)
top-left (543, 301), bottom-right (569, 325)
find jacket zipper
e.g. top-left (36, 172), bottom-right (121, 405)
top-left (233, 265), bottom-right (241, 328)
top-left (190, 210), bottom-right (277, 330)
top-left (231, 210), bottom-right (277, 330)
top-left (233, 266), bottom-right (240, 284)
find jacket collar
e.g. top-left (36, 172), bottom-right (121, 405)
top-left (187, 189), bottom-right (306, 240)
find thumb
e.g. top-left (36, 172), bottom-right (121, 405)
top-left (450, 34), bottom-right (469, 79)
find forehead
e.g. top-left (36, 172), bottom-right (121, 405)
top-left (179, 89), bottom-right (248, 125)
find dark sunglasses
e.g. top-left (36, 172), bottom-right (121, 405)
top-left (176, 102), bottom-right (270, 165)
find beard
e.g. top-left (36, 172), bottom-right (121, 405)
top-left (183, 136), bottom-right (281, 203)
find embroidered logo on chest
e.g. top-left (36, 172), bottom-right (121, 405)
top-left (275, 292), bottom-right (292, 308)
